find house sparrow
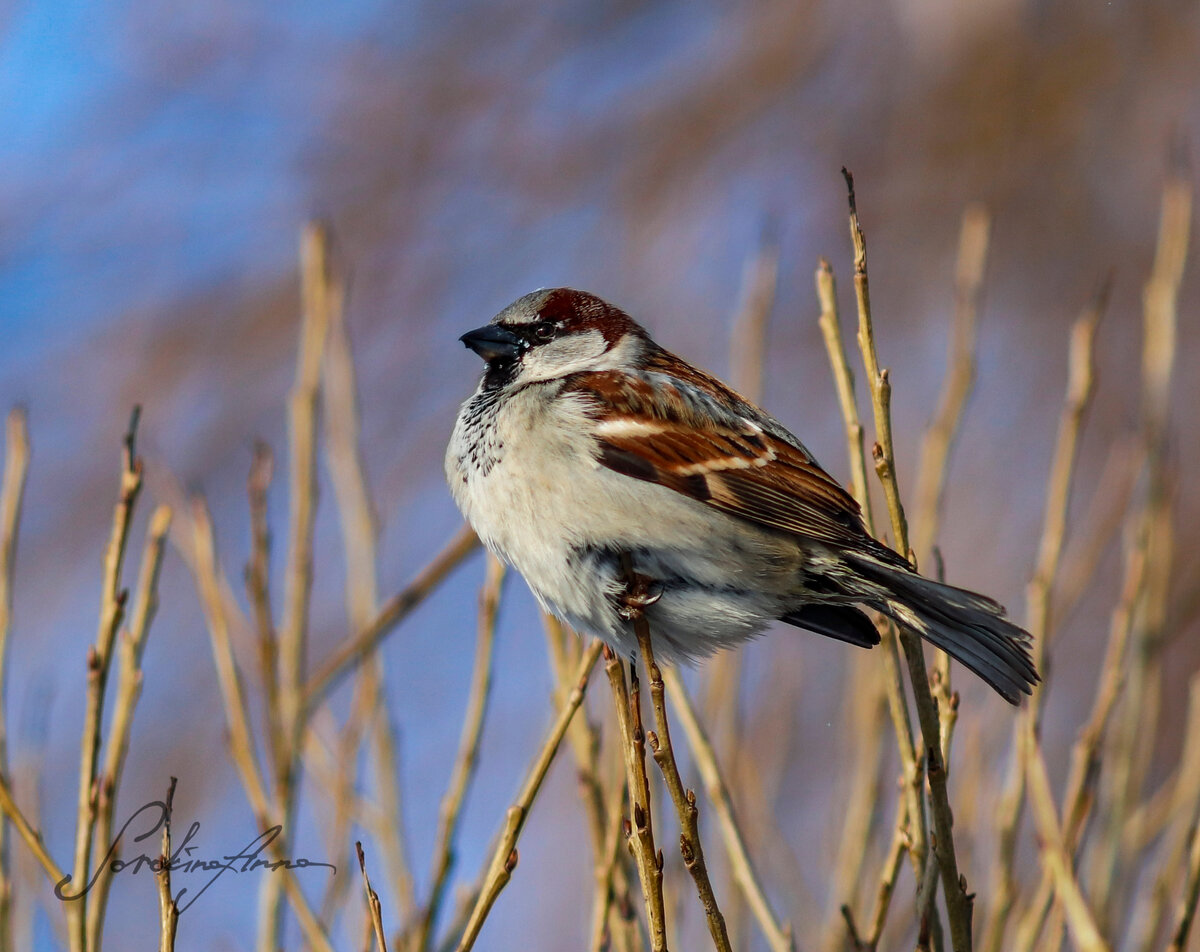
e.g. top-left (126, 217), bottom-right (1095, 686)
top-left (446, 288), bottom-right (1037, 703)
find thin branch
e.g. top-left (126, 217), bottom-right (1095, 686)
top-left (662, 669), bottom-right (796, 952)
top-left (69, 408), bottom-right (142, 952)
top-left (356, 842), bottom-right (389, 952)
top-left (606, 643), bottom-right (668, 952)
top-left (0, 408), bottom-right (30, 948)
top-left (623, 561), bottom-right (731, 952)
top-left (156, 778), bottom-right (179, 952)
top-left (418, 556), bottom-right (504, 950)
top-left (983, 280), bottom-right (1107, 952)
top-left (88, 503), bottom-right (173, 949)
top-left (454, 639), bottom-right (603, 952)
top-left (1022, 730), bottom-right (1109, 952)
top-left (912, 204), bottom-right (990, 723)
top-left (303, 526), bottom-right (480, 713)
top-left (911, 203), bottom-right (989, 566)
top-left (843, 168), bottom-right (972, 951)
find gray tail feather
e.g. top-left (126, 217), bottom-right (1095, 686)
top-left (845, 553), bottom-right (1039, 704)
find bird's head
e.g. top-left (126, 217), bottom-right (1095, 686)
top-left (459, 288), bottom-right (649, 390)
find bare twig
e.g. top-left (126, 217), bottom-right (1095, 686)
top-left (816, 259), bottom-right (918, 949)
top-left (156, 778), bottom-right (179, 952)
top-left (662, 668), bottom-right (796, 952)
top-left (188, 498), bottom-right (335, 952)
top-left (418, 556), bottom-right (504, 950)
top-left (911, 203), bottom-right (990, 568)
top-left (606, 643), bottom-right (668, 952)
top-left (303, 526), bottom-right (480, 712)
top-left (455, 639), bottom-right (603, 952)
top-left (88, 503), bottom-right (173, 949)
top-left (983, 280), bottom-right (1107, 952)
top-left (357, 842), bottom-right (389, 952)
top-left (843, 168), bottom-right (971, 951)
top-left (0, 408), bottom-right (29, 947)
top-left (1022, 730), bottom-right (1109, 952)
top-left (320, 254), bottom-right (417, 924)
top-left (912, 204), bottom-right (990, 729)
top-left (623, 561), bottom-right (731, 952)
top-left (68, 408), bottom-right (142, 952)
top-left (1009, 534), bottom-right (1148, 951)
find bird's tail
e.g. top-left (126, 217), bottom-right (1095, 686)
top-left (845, 552), bottom-right (1038, 704)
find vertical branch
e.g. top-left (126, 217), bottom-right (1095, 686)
top-left (1009, 535), bottom-right (1148, 951)
top-left (815, 260), bottom-right (874, 530)
top-left (356, 843), bottom-right (389, 952)
top-left (88, 504), bottom-right (173, 949)
top-left (817, 256), bottom-right (925, 939)
top-left (1022, 732), bottom-right (1109, 952)
top-left (911, 204), bottom-right (990, 567)
top-left (542, 614), bottom-right (641, 952)
top-left (911, 204), bottom-right (990, 714)
top-left (156, 778), bottom-right (179, 952)
top-left (606, 643), bottom-right (668, 952)
top-left (265, 222), bottom-right (333, 951)
top-left (279, 222), bottom-right (333, 735)
top-left (319, 230), bottom-right (416, 924)
top-left (1091, 156), bottom-right (1191, 930)
top-left (69, 408), bottom-right (142, 952)
top-left (246, 444), bottom-right (284, 779)
top-left (0, 408), bottom-right (29, 948)
top-left (704, 240), bottom-right (778, 946)
top-left (843, 168), bottom-right (974, 951)
top-left (983, 281), bottom-right (1106, 952)
top-left (418, 556), bottom-right (504, 951)
top-left (622, 561), bottom-right (731, 952)
top-left (728, 235), bottom-right (780, 406)
top-left (662, 669), bottom-right (796, 952)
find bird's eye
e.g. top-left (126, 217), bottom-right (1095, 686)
top-left (533, 320), bottom-right (556, 342)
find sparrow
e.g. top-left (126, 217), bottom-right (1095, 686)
top-left (446, 288), bottom-right (1037, 703)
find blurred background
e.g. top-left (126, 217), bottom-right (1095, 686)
top-left (0, 0), bottom-right (1197, 948)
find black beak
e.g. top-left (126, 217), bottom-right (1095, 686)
top-left (459, 324), bottom-right (523, 362)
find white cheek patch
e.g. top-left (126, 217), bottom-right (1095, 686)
top-left (518, 330), bottom-right (609, 382)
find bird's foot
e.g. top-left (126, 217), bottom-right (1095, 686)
top-left (617, 573), bottom-right (663, 621)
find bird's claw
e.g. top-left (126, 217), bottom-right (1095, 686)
top-left (617, 573), bottom-right (664, 621)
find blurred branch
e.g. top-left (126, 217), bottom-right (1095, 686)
top-left (1010, 532), bottom-right (1148, 951)
top-left (357, 842), bottom-right (389, 952)
top-left (912, 203), bottom-right (989, 719)
top-left (1022, 729), bottom-right (1109, 952)
top-left (88, 503), bottom-right (173, 949)
top-left (417, 556), bottom-right (504, 951)
top-left (319, 239), bottom-right (416, 925)
top-left (188, 497), bottom-right (334, 952)
top-left (1090, 155), bottom-right (1192, 932)
top-left (911, 203), bottom-right (989, 568)
top-left (984, 279), bottom-right (1107, 952)
top-left (0, 408), bottom-right (29, 947)
top-left (454, 639), bottom-right (603, 952)
top-left (69, 408), bottom-right (142, 952)
top-left (303, 526), bottom-right (480, 713)
top-left (662, 668), bottom-right (796, 952)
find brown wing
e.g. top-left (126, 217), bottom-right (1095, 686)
top-left (563, 363), bottom-right (867, 549)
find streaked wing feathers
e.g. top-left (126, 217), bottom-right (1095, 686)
top-left (565, 361), bottom-right (865, 547)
